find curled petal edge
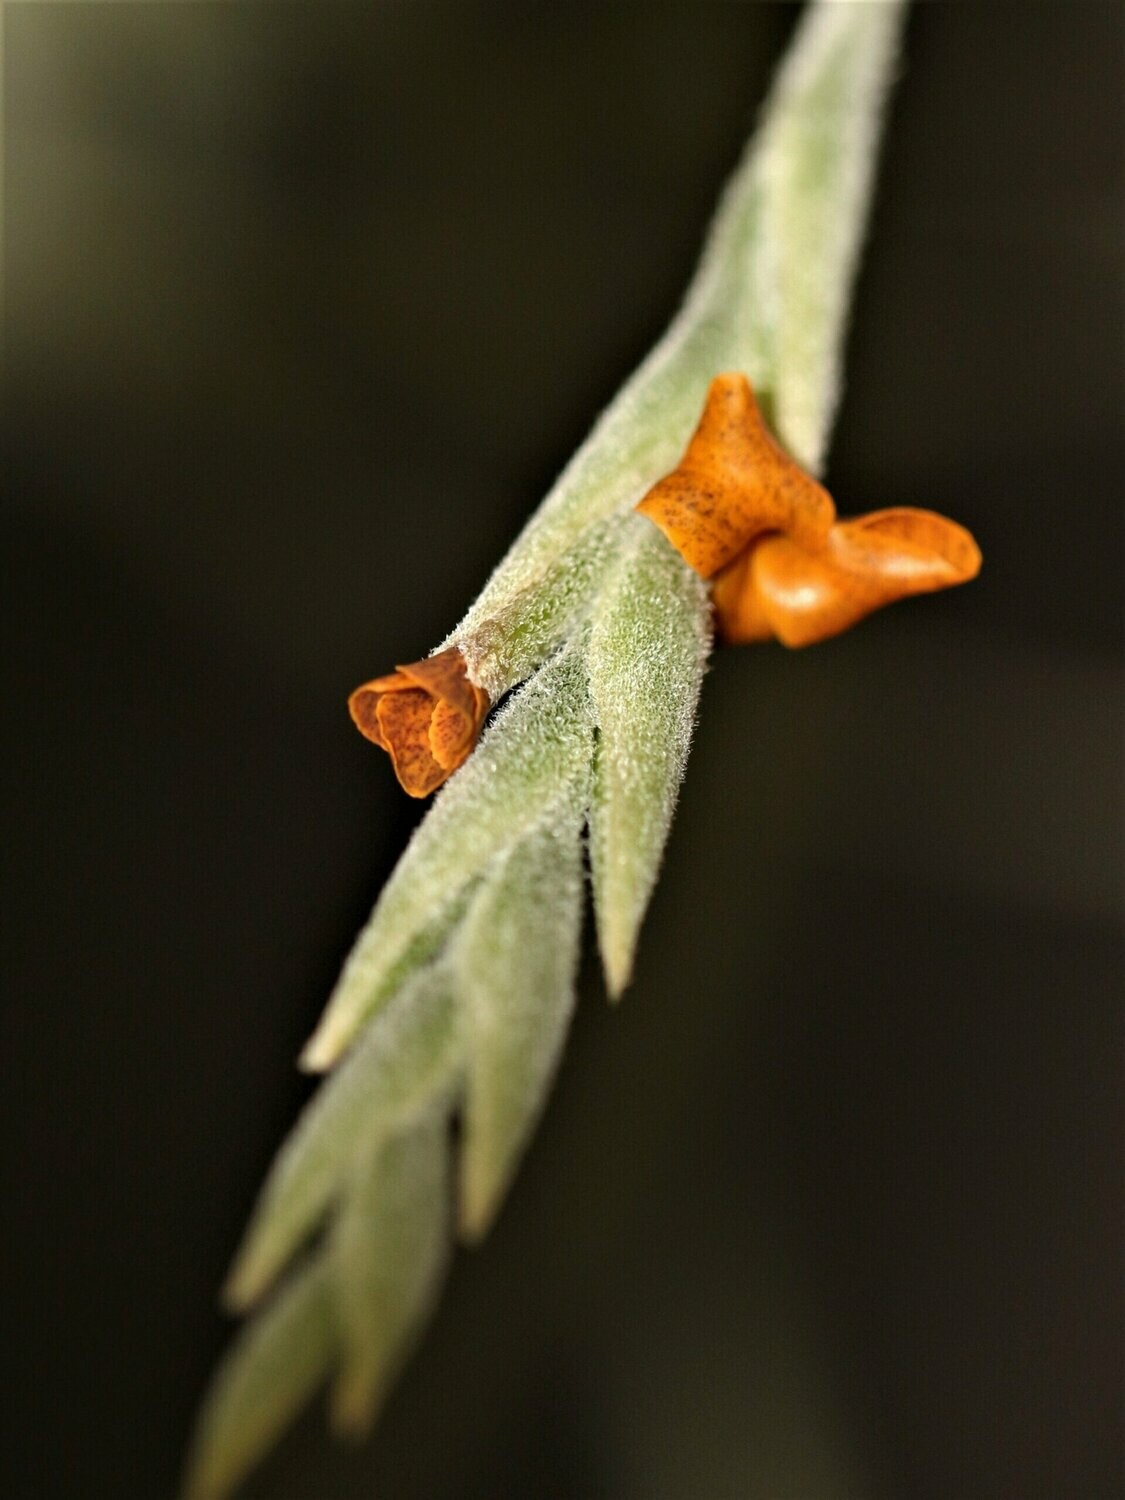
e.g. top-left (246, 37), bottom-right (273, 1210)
top-left (348, 647), bottom-right (490, 797)
top-left (712, 507), bottom-right (983, 647)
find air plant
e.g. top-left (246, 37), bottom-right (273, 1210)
top-left (184, 3), bottom-right (980, 1495)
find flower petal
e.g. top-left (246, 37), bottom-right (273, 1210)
top-left (376, 690), bottom-right (448, 798)
top-left (722, 535), bottom-right (853, 647)
top-left (709, 545), bottom-right (775, 645)
top-left (830, 507), bottom-right (982, 584)
top-left (713, 507), bottom-right (981, 647)
top-left (395, 648), bottom-right (483, 724)
top-left (635, 372), bottom-right (834, 577)
top-left (428, 696), bottom-right (476, 772)
top-left (347, 685), bottom-right (392, 749)
top-left (349, 649), bottom-right (490, 796)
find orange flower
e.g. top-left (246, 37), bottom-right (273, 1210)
top-left (348, 647), bottom-right (490, 798)
top-left (635, 372), bottom-right (835, 577)
top-left (711, 507), bottom-right (982, 647)
top-left (636, 373), bottom-right (981, 647)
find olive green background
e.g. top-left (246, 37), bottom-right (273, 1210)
top-left (4, 5), bottom-right (1122, 1498)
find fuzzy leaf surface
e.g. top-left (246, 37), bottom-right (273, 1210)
top-left (303, 644), bottom-right (595, 1069)
top-left (330, 1109), bottom-right (450, 1433)
top-left (758, 0), bottom-right (907, 473)
top-left (453, 789), bottom-right (588, 1240)
top-left (588, 515), bottom-right (711, 996)
top-left (452, 0), bottom-right (907, 690)
top-left (226, 967), bottom-right (459, 1309)
top-left (184, 1257), bottom-right (335, 1500)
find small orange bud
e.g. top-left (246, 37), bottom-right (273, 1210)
top-left (712, 507), bottom-right (983, 647)
top-left (636, 372), bottom-right (835, 577)
top-left (348, 647), bottom-right (490, 798)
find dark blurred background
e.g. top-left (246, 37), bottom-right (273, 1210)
top-left (4, 5), bottom-right (1122, 1499)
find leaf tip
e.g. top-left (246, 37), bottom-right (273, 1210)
top-left (327, 1372), bottom-right (382, 1442)
top-left (593, 879), bottom-right (639, 1000)
top-left (456, 1174), bottom-right (496, 1246)
top-left (220, 1257), bottom-right (262, 1316)
top-left (600, 940), bottom-right (634, 1003)
top-left (298, 1024), bottom-right (343, 1074)
top-left (179, 1428), bottom-right (235, 1500)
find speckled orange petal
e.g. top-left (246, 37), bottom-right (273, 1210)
top-left (349, 667), bottom-right (428, 748)
top-left (394, 648), bottom-right (482, 723)
top-left (430, 682), bottom-right (490, 772)
top-left (348, 683), bottom-right (393, 748)
top-left (429, 696), bottom-right (476, 772)
top-left (714, 507), bottom-right (982, 648)
top-left (636, 373), bottom-right (835, 578)
top-left (398, 649), bottom-right (489, 774)
top-left (375, 688), bottom-right (448, 798)
top-left (348, 647), bottom-right (490, 796)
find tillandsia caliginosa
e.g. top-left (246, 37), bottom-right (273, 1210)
top-left (184, 4), bottom-right (981, 1496)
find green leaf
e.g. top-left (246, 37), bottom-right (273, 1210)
top-left (301, 643), bottom-right (595, 1070)
top-left (756, 0), bottom-right (908, 474)
top-left (183, 1255), bottom-right (335, 1500)
top-left (452, 0), bottom-right (907, 692)
top-left (587, 516), bottom-right (711, 997)
top-left (225, 965), bottom-right (460, 1310)
top-left (330, 1109), bottom-right (451, 1434)
top-left (445, 514), bottom-right (629, 699)
top-left (453, 788), bottom-right (588, 1241)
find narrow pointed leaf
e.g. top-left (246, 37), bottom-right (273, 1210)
top-left (303, 644), bottom-right (594, 1070)
top-left (759, 0), bottom-right (908, 473)
top-left (587, 515), bottom-right (711, 997)
top-left (453, 788), bottom-right (588, 1241)
top-left (330, 1110), bottom-right (450, 1434)
top-left (225, 966), bottom-right (459, 1310)
top-left (183, 1256), bottom-right (335, 1500)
